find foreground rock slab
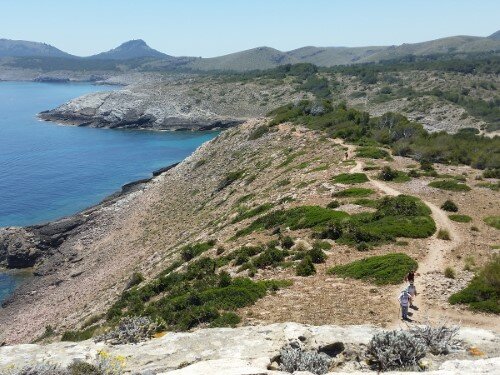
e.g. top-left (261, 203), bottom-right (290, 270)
top-left (0, 323), bottom-right (499, 374)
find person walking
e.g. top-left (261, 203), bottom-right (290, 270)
top-left (407, 281), bottom-right (417, 307)
top-left (398, 288), bottom-right (412, 320)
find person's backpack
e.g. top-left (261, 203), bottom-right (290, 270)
top-left (408, 284), bottom-right (416, 295)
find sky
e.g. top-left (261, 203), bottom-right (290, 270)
top-left (1, 0), bottom-right (499, 57)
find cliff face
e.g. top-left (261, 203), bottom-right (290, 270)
top-left (38, 76), bottom-right (307, 130)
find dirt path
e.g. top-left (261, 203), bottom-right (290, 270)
top-left (338, 140), bottom-right (499, 331)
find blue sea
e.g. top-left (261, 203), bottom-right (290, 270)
top-left (0, 81), bottom-right (218, 303)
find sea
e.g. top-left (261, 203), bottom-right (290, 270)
top-left (0, 81), bottom-right (218, 304)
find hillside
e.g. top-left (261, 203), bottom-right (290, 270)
top-left (0, 38), bottom-right (74, 58)
top-left (89, 39), bottom-right (169, 60)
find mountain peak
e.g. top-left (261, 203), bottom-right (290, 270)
top-left (90, 39), bottom-right (168, 60)
top-left (488, 30), bottom-right (500, 40)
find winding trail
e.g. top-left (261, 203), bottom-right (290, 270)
top-left (337, 140), bottom-right (498, 329)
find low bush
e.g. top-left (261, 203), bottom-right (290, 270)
top-left (181, 240), bottom-right (216, 262)
top-left (232, 203), bottom-right (274, 223)
top-left (326, 200), bottom-right (341, 209)
top-left (332, 173), bottom-right (369, 184)
top-left (328, 253), bottom-right (417, 285)
top-left (444, 267), bottom-right (456, 279)
top-left (377, 166), bottom-right (410, 182)
top-left (483, 168), bottom-right (500, 178)
top-left (441, 200), bottom-right (458, 212)
top-left (209, 312), bottom-right (241, 327)
top-left (449, 255), bottom-right (499, 313)
top-left (236, 206), bottom-right (349, 237)
top-left (429, 180), bottom-right (471, 191)
top-left (217, 170), bottom-right (245, 191)
top-left (248, 125), bottom-right (269, 140)
top-left (333, 187), bottom-right (374, 197)
top-left (95, 316), bottom-right (160, 344)
top-left (483, 216), bottom-right (500, 230)
top-left (279, 345), bottom-right (331, 374)
top-left (353, 198), bottom-right (379, 208)
top-left (367, 330), bottom-right (427, 371)
top-left (281, 235), bottom-right (295, 249)
top-left (252, 247), bottom-right (287, 269)
top-left (449, 214), bottom-right (472, 223)
top-left (437, 229), bottom-right (451, 240)
top-left (296, 256), bottom-right (316, 276)
top-left (356, 147), bottom-right (390, 159)
top-left (61, 326), bottom-right (98, 342)
top-left (407, 324), bottom-right (460, 355)
top-left (308, 246), bottom-right (327, 263)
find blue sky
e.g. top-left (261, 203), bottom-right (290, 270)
top-left (1, 0), bottom-right (498, 57)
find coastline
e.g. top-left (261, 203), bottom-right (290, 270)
top-left (0, 161), bottom-right (180, 271)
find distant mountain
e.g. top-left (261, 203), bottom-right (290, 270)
top-left (287, 46), bottom-right (386, 66)
top-left (489, 30), bottom-right (500, 40)
top-left (358, 36), bottom-right (500, 63)
top-left (0, 39), bottom-right (74, 58)
top-left (89, 39), bottom-right (168, 60)
top-left (188, 47), bottom-right (298, 71)
top-left (1, 31), bottom-right (499, 72)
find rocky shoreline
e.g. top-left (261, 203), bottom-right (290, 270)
top-left (0, 162), bottom-right (179, 271)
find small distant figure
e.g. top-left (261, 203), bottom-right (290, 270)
top-left (407, 281), bottom-right (417, 307)
top-left (405, 269), bottom-right (419, 283)
top-left (398, 288), bottom-right (412, 321)
top-left (344, 151), bottom-right (349, 160)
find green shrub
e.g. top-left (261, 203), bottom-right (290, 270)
top-left (126, 272), bottom-right (145, 289)
top-left (449, 214), bottom-right (472, 223)
top-left (483, 168), bottom-right (500, 179)
top-left (437, 229), bottom-right (451, 240)
top-left (326, 200), bottom-right (341, 209)
top-left (484, 216), bottom-right (500, 230)
top-left (308, 246), bottom-right (327, 263)
top-left (217, 170), bottom-right (245, 191)
top-left (444, 267), bottom-right (456, 279)
top-left (333, 173), bottom-right (369, 184)
top-left (210, 312), bottom-right (241, 327)
top-left (252, 247), bottom-right (286, 269)
top-left (333, 188), bottom-right (374, 197)
top-left (429, 180), bottom-right (471, 191)
top-left (236, 206), bottom-right (349, 237)
top-left (441, 200), bottom-right (458, 212)
top-left (181, 240), bottom-right (216, 261)
top-left (281, 236), bottom-right (295, 249)
top-left (356, 147), bottom-right (390, 159)
top-left (248, 125), bottom-right (269, 140)
top-left (420, 160), bottom-right (435, 172)
top-left (353, 198), bottom-right (379, 208)
top-left (328, 253), bottom-right (418, 285)
top-left (296, 256), bottom-right (316, 276)
top-left (232, 203), bottom-right (274, 223)
top-left (377, 166), bottom-right (410, 182)
top-left (449, 255), bottom-right (499, 313)
top-left (61, 326), bottom-right (98, 342)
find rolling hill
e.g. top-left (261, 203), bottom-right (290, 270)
top-left (89, 39), bottom-right (169, 60)
top-left (0, 39), bottom-right (74, 58)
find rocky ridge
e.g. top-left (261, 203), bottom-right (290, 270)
top-left (0, 323), bottom-right (498, 374)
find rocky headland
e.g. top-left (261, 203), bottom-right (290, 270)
top-left (37, 75), bottom-right (308, 130)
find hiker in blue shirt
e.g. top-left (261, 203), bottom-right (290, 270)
top-left (398, 288), bottom-right (412, 320)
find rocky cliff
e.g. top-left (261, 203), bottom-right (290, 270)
top-left (38, 76), bottom-right (307, 130)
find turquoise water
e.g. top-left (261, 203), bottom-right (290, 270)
top-left (0, 81), bottom-right (218, 303)
top-left (0, 270), bottom-right (31, 306)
